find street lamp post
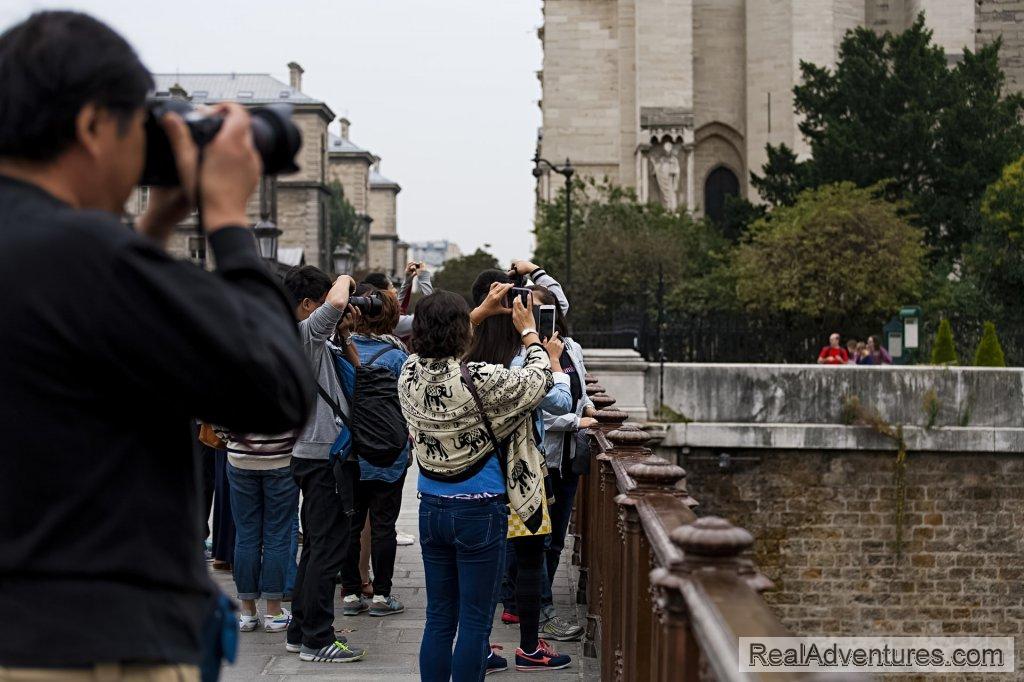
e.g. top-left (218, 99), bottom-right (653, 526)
top-left (253, 176), bottom-right (281, 262)
top-left (332, 243), bottom-right (353, 276)
top-left (533, 154), bottom-right (575, 292)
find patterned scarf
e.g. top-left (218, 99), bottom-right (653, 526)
top-left (356, 333), bottom-right (409, 354)
top-left (398, 344), bottom-right (553, 533)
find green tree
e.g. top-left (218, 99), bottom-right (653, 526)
top-left (732, 183), bottom-right (925, 318)
top-left (973, 155), bottom-right (1024, 322)
top-left (751, 15), bottom-right (1024, 261)
top-left (930, 319), bottom-right (959, 365)
top-left (533, 179), bottom-right (734, 327)
top-left (973, 321), bottom-right (1006, 367)
top-left (326, 180), bottom-right (365, 269)
top-left (433, 248), bottom-right (501, 304)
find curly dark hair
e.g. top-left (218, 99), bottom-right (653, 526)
top-left (412, 291), bottom-right (472, 359)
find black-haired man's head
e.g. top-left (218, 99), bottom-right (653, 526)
top-left (362, 272), bottom-right (394, 293)
top-left (0, 12), bottom-right (153, 211)
top-left (284, 265), bottom-right (332, 321)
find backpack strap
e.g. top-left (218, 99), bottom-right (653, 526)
top-left (367, 344), bottom-right (400, 367)
top-left (316, 383), bottom-right (351, 427)
top-left (459, 362), bottom-right (505, 460)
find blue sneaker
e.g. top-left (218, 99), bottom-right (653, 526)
top-left (515, 639), bottom-right (571, 671)
top-left (486, 645), bottom-right (508, 675)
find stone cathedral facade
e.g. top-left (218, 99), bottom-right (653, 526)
top-left (537, 0), bottom-right (1024, 221)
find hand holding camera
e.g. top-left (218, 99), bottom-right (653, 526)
top-left (137, 103), bottom-right (261, 240)
top-left (199, 104), bottom-right (262, 233)
top-left (405, 261), bottom-right (424, 279)
top-left (509, 259), bottom-right (540, 277)
top-left (326, 275), bottom-right (356, 312)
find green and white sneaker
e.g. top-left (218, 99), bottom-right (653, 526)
top-left (369, 594), bottom-right (405, 617)
top-left (540, 615), bottom-right (584, 642)
top-left (264, 608), bottom-right (291, 633)
top-left (342, 593), bottom-right (370, 616)
top-left (238, 610), bottom-right (261, 632)
top-left (299, 640), bottom-right (366, 663)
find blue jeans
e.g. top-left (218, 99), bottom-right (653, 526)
top-left (419, 494), bottom-right (508, 682)
top-left (226, 464), bottom-right (300, 600)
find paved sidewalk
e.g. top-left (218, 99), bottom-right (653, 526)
top-left (212, 468), bottom-right (597, 680)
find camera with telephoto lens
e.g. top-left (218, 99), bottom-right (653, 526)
top-left (140, 98), bottom-right (302, 186)
top-left (347, 295), bottom-right (383, 317)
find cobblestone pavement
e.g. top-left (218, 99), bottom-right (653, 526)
top-left (212, 468), bottom-right (598, 680)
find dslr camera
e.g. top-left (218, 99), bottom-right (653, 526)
top-left (141, 98), bottom-right (302, 186)
top-left (347, 293), bottom-right (383, 318)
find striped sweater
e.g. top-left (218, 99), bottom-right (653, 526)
top-left (220, 430), bottom-right (298, 471)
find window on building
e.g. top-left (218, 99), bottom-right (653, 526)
top-left (704, 166), bottom-right (740, 226)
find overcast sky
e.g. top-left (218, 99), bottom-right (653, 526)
top-left (1, 0), bottom-right (544, 265)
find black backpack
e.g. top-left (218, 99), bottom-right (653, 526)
top-left (318, 345), bottom-right (409, 468)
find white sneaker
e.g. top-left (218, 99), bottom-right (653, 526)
top-left (239, 610), bottom-right (261, 632)
top-left (264, 608), bottom-right (291, 633)
top-left (396, 532), bottom-right (415, 546)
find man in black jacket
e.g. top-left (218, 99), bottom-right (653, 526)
top-left (0, 11), bottom-right (314, 679)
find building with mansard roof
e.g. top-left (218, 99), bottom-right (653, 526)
top-left (125, 63), bottom-right (406, 277)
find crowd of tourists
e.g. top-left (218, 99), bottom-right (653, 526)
top-left (817, 332), bottom-right (894, 366)
top-left (0, 12), bottom-right (597, 682)
top-left (199, 256), bottom-right (593, 676)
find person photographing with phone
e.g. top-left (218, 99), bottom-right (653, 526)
top-left (0, 11), bottom-right (314, 680)
top-left (466, 269), bottom-right (575, 672)
top-left (399, 290), bottom-right (560, 680)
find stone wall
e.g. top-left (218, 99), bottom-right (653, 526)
top-left (277, 185), bottom-right (326, 271)
top-left (681, 448), bottom-right (1024, 678)
top-left (646, 363), bottom-right (1024, 428)
top-left (540, 0), bottom-right (622, 184)
top-left (328, 156), bottom-right (371, 214)
top-left (977, 0), bottom-right (1024, 93)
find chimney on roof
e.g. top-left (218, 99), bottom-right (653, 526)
top-left (338, 117), bottom-right (351, 140)
top-left (169, 83), bottom-right (189, 100)
top-left (287, 62), bottom-right (304, 91)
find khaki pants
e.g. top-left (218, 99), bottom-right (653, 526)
top-left (0, 664), bottom-right (198, 682)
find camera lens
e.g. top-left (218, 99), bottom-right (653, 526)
top-left (349, 296), bottom-right (383, 317)
top-left (140, 100), bottom-right (303, 186)
top-left (250, 105), bottom-right (301, 176)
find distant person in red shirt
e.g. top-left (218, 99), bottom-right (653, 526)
top-left (818, 333), bottom-right (849, 365)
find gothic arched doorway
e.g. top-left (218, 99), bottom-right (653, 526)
top-left (704, 166), bottom-right (740, 225)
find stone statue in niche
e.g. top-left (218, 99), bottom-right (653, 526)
top-left (651, 139), bottom-right (681, 212)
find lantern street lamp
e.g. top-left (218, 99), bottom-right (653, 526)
top-left (253, 176), bottom-right (281, 262)
top-left (253, 219), bottom-right (281, 262)
top-left (532, 153), bottom-right (574, 293)
top-left (332, 243), bottom-right (353, 276)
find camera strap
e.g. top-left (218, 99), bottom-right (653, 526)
top-left (194, 147), bottom-right (206, 235)
top-left (459, 362), bottom-right (506, 461)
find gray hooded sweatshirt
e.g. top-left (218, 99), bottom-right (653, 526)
top-left (292, 302), bottom-right (350, 459)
